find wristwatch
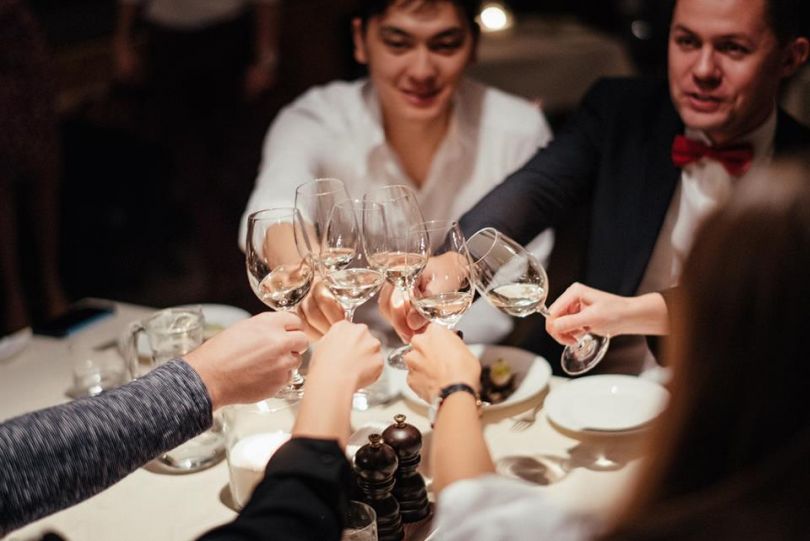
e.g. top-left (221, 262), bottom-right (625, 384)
top-left (428, 383), bottom-right (483, 427)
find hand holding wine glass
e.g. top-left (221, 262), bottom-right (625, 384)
top-left (409, 220), bottom-right (474, 331)
top-left (245, 207), bottom-right (314, 397)
top-left (467, 227), bottom-right (610, 375)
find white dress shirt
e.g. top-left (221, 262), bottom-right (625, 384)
top-left (436, 475), bottom-right (595, 541)
top-left (240, 78), bottom-right (554, 343)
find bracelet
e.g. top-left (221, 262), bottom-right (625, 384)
top-left (428, 383), bottom-right (482, 427)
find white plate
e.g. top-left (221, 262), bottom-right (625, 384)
top-left (545, 375), bottom-right (669, 433)
top-left (401, 344), bottom-right (552, 411)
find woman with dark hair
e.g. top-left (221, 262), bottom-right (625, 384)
top-left (402, 159), bottom-right (810, 540)
top-left (601, 159), bottom-right (810, 540)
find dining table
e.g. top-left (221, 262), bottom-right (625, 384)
top-left (1, 301), bottom-right (647, 541)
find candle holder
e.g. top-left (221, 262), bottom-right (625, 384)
top-left (222, 398), bottom-right (299, 509)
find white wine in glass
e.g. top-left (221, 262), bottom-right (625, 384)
top-left (245, 208), bottom-right (313, 398)
top-left (321, 199), bottom-right (385, 321)
top-left (468, 227), bottom-right (610, 375)
top-left (410, 220), bottom-right (474, 330)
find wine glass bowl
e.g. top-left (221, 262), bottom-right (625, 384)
top-left (295, 177), bottom-right (352, 266)
top-left (410, 220), bottom-right (474, 330)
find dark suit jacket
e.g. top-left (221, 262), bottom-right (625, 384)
top-left (459, 77), bottom-right (810, 365)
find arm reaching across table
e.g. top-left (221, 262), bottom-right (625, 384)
top-left (0, 312), bottom-right (308, 534)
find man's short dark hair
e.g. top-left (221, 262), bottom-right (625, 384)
top-left (355, 0), bottom-right (480, 39)
top-left (764, 0), bottom-right (806, 44)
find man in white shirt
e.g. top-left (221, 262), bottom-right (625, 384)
top-left (239, 0), bottom-right (554, 344)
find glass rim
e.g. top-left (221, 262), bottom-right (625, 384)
top-left (344, 499), bottom-right (377, 531)
top-left (295, 178), bottom-right (348, 199)
top-left (247, 207), bottom-right (298, 221)
top-left (363, 184), bottom-right (417, 203)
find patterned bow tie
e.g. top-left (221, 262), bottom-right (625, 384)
top-left (671, 134), bottom-right (754, 177)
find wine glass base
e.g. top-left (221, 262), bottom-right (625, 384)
top-left (387, 344), bottom-right (412, 370)
top-left (560, 334), bottom-right (610, 376)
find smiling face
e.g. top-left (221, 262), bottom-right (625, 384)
top-left (352, 0), bottom-right (475, 126)
top-left (668, 0), bottom-right (808, 144)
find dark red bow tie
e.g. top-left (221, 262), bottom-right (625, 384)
top-left (671, 135), bottom-right (754, 177)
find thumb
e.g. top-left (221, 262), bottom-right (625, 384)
top-left (551, 310), bottom-right (593, 336)
top-left (406, 307), bottom-right (428, 331)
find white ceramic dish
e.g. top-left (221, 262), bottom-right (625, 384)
top-left (127, 304), bottom-right (251, 357)
top-left (0, 327), bottom-right (32, 362)
top-left (401, 344), bottom-right (552, 411)
top-left (544, 375), bottom-right (669, 433)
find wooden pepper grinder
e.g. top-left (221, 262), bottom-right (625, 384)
top-left (353, 433), bottom-right (404, 541)
top-left (382, 414), bottom-right (431, 522)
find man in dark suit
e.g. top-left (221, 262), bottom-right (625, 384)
top-left (381, 0), bottom-right (810, 373)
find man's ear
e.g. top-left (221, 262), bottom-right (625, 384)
top-left (780, 36), bottom-right (809, 78)
top-left (352, 18), bottom-right (369, 65)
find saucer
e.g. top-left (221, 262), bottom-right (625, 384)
top-left (544, 375), bottom-right (669, 433)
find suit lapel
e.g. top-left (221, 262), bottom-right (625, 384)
top-left (774, 109), bottom-right (810, 156)
top-left (619, 98), bottom-right (683, 294)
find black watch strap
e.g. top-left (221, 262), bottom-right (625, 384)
top-left (430, 383), bottom-right (482, 427)
top-left (439, 383), bottom-right (479, 401)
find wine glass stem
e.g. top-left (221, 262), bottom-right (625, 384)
top-left (280, 306), bottom-right (305, 388)
top-left (344, 305), bottom-right (357, 322)
top-left (537, 305), bottom-right (551, 318)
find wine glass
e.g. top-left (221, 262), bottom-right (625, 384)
top-left (467, 227), bottom-right (610, 375)
top-left (321, 199), bottom-right (386, 321)
top-left (245, 208), bottom-right (313, 397)
top-left (409, 220), bottom-right (474, 330)
top-left (364, 185), bottom-right (429, 369)
top-left (295, 178), bottom-right (351, 270)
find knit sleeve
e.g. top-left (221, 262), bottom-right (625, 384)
top-left (0, 359), bottom-right (212, 534)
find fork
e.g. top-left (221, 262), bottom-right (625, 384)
top-left (510, 401), bottom-right (543, 431)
